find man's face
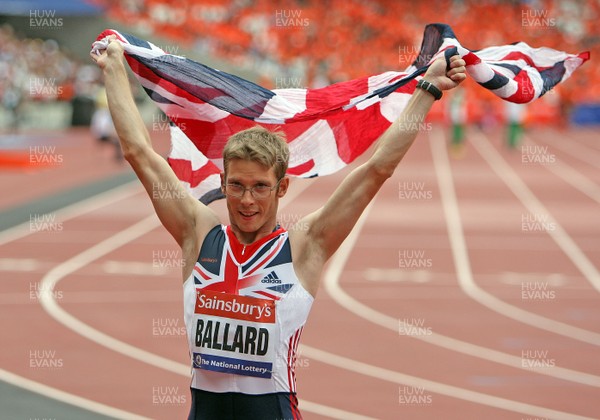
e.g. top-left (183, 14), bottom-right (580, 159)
top-left (221, 159), bottom-right (288, 237)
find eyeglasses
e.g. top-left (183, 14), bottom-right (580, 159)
top-left (223, 178), bottom-right (283, 199)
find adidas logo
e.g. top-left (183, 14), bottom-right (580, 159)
top-left (261, 271), bottom-right (282, 284)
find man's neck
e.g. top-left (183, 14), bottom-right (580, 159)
top-left (229, 223), bottom-right (279, 245)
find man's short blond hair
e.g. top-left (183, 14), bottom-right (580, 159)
top-left (223, 126), bottom-right (289, 180)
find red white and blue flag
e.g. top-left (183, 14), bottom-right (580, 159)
top-left (92, 23), bottom-right (589, 204)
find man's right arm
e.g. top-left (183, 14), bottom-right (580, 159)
top-left (92, 37), bottom-right (220, 256)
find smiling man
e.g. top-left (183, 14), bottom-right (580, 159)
top-left (91, 35), bottom-right (466, 419)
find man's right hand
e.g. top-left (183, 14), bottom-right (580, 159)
top-left (90, 35), bottom-right (124, 71)
top-left (89, 32), bottom-right (220, 280)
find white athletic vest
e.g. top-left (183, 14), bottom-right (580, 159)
top-left (183, 225), bottom-right (313, 394)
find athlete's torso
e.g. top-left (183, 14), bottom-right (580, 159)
top-left (183, 224), bottom-right (313, 395)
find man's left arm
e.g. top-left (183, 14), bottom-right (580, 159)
top-left (301, 56), bottom-right (466, 262)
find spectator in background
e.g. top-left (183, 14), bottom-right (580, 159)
top-left (448, 87), bottom-right (467, 157)
top-left (0, 25), bottom-right (25, 131)
top-left (91, 85), bottom-right (122, 161)
top-left (504, 101), bottom-right (527, 148)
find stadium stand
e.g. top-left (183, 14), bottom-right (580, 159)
top-left (1, 1), bottom-right (597, 131)
top-left (95, 0), bottom-right (599, 126)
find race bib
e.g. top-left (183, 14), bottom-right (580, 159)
top-left (192, 289), bottom-right (277, 379)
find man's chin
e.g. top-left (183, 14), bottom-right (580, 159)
top-left (236, 216), bottom-right (260, 232)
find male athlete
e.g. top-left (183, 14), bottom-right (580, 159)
top-left (91, 35), bottom-right (466, 419)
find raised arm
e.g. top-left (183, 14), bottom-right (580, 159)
top-left (90, 37), bottom-right (220, 273)
top-left (295, 56), bottom-right (466, 289)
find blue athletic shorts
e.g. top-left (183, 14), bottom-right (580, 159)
top-left (188, 388), bottom-right (302, 419)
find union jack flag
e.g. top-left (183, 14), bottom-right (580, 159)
top-left (92, 23), bottom-right (589, 204)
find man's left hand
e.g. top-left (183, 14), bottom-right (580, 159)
top-left (423, 55), bottom-right (467, 91)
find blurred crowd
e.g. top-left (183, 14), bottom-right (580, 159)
top-left (99, 2), bottom-right (597, 82)
top-left (2, 0), bottom-right (598, 130)
top-left (0, 23), bottom-right (100, 130)
top-left (96, 0), bottom-right (599, 126)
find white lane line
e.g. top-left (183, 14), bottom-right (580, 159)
top-left (102, 260), bottom-right (172, 276)
top-left (432, 129), bottom-right (600, 346)
top-left (0, 257), bottom-right (42, 271)
top-left (524, 134), bottom-right (600, 205)
top-left (321, 202), bottom-right (594, 418)
top-left (40, 214), bottom-right (190, 376)
top-left (322, 132), bottom-right (600, 388)
top-left (0, 368), bottom-right (151, 420)
top-left (537, 131), bottom-right (600, 169)
top-left (470, 130), bottom-right (600, 296)
top-left (0, 258), bottom-right (177, 275)
top-left (37, 201), bottom-right (594, 420)
top-left (300, 346), bottom-right (593, 420)
top-left (0, 180), bottom-right (142, 246)
top-left (326, 231), bottom-right (600, 386)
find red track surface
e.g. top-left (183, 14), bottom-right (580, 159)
top-left (0, 126), bottom-right (599, 419)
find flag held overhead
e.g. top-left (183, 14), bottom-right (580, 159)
top-left (92, 23), bottom-right (588, 204)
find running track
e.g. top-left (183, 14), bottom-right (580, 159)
top-left (0, 124), bottom-right (598, 419)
